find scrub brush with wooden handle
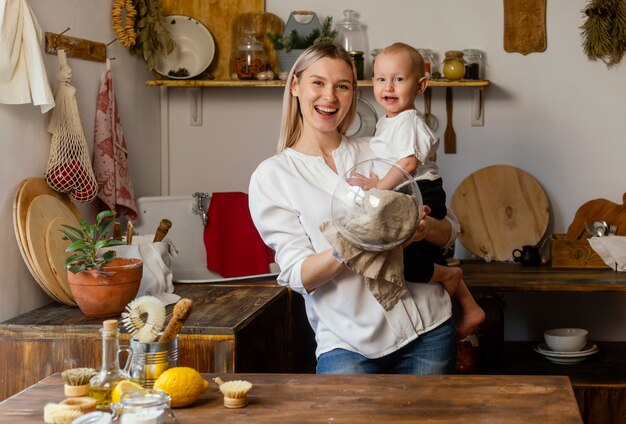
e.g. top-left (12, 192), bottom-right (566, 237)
top-left (159, 298), bottom-right (193, 342)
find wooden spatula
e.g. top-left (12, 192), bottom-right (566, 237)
top-left (444, 87), bottom-right (456, 154)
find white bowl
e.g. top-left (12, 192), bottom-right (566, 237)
top-left (543, 328), bottom-right (588, 352)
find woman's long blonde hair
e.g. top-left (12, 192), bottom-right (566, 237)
top-left (277, 42), bottom-right (358, 153)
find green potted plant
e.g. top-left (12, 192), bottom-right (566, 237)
top-left (268, 15), bottom-right (336, 73)
top-left (62, 210), bottom-right (143, 318)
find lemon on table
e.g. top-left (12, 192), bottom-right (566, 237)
top-left (111, 380), bottom-right (143, 404)
top-left (153, 367), bottom-right (209, 408)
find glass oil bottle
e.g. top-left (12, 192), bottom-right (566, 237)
top-left (89, 319), bottom-right (132, 410)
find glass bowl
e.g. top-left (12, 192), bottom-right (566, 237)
top-left (331, 158), bottom-right (422, 251)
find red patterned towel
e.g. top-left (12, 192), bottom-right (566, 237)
top-left (92, 59), bottom-right (138, 221)
top-left (204, 192), bottom-right (275, 278)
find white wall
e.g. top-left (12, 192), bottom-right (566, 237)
top-left (0, 0), bottom-right (161, 321)
top-left (2, 0), bottom-right (626, 341)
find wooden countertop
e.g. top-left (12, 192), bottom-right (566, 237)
top-left (0, 373), bottom-right (582, 423)
top-left (0, 283), bottom-right (286, 335)
top-left (459, 261), bottom-right (626, 292)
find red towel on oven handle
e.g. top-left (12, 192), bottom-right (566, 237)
top-left (204, 192), bottom-right (275, 278)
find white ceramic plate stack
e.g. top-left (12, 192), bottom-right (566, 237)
top-left (534, 342), bottom-right (599, 365)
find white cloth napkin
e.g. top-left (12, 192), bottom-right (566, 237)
top-left (105, 235), bottom-right (181, 305)
top-left (588, 236), bottom-right (626, 271)
top-left (0, 0), bottom-right (54, 112)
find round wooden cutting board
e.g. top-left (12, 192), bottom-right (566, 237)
top-left (450, 164), bottom-right (550, 261)
top-left (25, 195), bottom-right (78, 305)
top-left (13, 177), bottom-right (81, 302)
top-left (45, 216), bottom-right (80, 302)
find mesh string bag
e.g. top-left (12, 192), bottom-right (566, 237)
top-left (45, 49), bottom-right (98, 203)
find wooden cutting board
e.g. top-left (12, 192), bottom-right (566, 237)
top-left (160, 0), bottom-right (265, 80)
top-left (503, 0), bottom-right (547, 55)
top-left (25, 195), bottom-right (78, 305)
top-left (565, 193), bottom-right (626, 240)
top-left (230, 12), bottom-right (284, 76)
top-left (45, 216), bottom-right (80, 302)
top-left (450, 164), bottom-right (550, 261)
top-left (13, 177), bottom-right (81, 302)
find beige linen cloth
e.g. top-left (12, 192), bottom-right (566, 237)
top-left (0, 0), bottom-right (54, 112)
top-left (321, 189), bottom-right (418, 310)
top-left (588, 236), bottom-right (626, 271)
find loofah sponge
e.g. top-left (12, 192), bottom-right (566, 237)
top-left (43, 403), bottom-right (83, 424)
top-left (121, 296), bottom-right (166, 343)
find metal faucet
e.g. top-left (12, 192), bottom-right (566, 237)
top-left (192, 192), bottom-right (209, 226)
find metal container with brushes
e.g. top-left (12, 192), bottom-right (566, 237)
top-left (129, 335), bottom-right (179, 388)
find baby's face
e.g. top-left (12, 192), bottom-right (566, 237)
top-left (372, 51), bottom-right (424, 118)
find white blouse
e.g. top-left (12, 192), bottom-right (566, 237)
top-left (248, 136), bottom-right (452, 359)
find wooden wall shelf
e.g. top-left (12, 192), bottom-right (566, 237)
top-left (145, 79), bottom-right (490, 88)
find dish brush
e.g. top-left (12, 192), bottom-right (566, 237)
top-left (122, 295), bottom-right (166, 343)
top-left (159, 298), bottom-right (193, 342)
top-left (214, 376), bottom-right (253, 408)
top-left (61, 367), bottom-right (96, 397)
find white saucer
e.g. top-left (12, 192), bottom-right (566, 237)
top-left (346, 97), bottom-right (377, 137)
top-left (535, 342), bottom-right (598, 357)
top-left (534, 343), bottom-right (598, 365)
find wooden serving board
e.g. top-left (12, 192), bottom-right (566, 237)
top-left (503, 0), bottom-right (547, 55)
top-left (565, 193), bottom-right (626, 241)
top-left (450, 164), bottom-right (550, 261)
top-left (160, 0), bottom-right (265, 80)
top-left (45, 217), bottom-right (80, 301)
top-left (230, 12), bottom-right (284, 76)
top-left (25, 196), bottom-right (78, 306)
top-left (13, 178), bottom-right (81, 302)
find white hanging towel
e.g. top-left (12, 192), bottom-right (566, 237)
top-left (0, 0), bottom-right (54, 113)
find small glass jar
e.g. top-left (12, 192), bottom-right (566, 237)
top-left (113, 388), bottom-right (175, 424)
top-left (442, 50), bottom-right (466, 81)
top-left (462, 49), bottom-right (485, 80)
top-left (416, 48), bottom-right (435, 78)
top-left (235, 29), bottom-right (266, 80)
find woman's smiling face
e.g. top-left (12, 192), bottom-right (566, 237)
top-left (291, 57), bottom-right (355, 136)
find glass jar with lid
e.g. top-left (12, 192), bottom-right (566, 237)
top-left (442, 50), bottom-right (466, 81)
top-left (112, 388), bottom-right (176, 423)
top-left (234, 29), bottom-right (267, 80)
top-left (416, 48), bottom-right (435, 78)
top-left (334, 9), bottom-right (368, 76)
top-left (334, 9), bottom-right (368, 53)
top-left (462, 49), bottom-right (485, 80)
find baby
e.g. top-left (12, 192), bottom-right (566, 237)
top-left (368, 42), bottom-right (485, 339)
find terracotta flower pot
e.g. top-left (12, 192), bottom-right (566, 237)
top-left (67, 258), bottom-right (143, 318)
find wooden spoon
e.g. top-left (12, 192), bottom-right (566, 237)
top-left (444, 87), bottom-right (456, 153)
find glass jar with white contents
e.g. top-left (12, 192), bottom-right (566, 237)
top-left (112, 389), bottom-right (175, 424)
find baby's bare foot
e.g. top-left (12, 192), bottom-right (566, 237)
top-left (456, 306), bottom-right (486, 340)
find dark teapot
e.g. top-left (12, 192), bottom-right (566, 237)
top-left (512, 245), bottom-right (542, 266)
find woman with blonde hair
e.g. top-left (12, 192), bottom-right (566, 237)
top-left (249, 42), bottom-right (459, 374)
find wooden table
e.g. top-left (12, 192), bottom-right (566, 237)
top-left (0, 283), bottom-right (316, 401)
top-left (0, 373), bottom-right (582, 423)
top-left (460, 260), bottom-right (626, 292)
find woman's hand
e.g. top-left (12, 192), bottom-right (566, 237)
top-left (402, 205), bottom-right (432, 247)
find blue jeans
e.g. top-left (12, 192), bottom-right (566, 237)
top-left (316, 319), bottom-right (457, 374)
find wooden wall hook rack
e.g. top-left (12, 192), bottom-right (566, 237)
top-left (44, 31), bottom-right (107, 63)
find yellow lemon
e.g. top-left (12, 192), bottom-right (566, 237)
top-left (111, 380), bottom-right (143, 404)
top-left (153, 367), bottom-right (209, 408)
